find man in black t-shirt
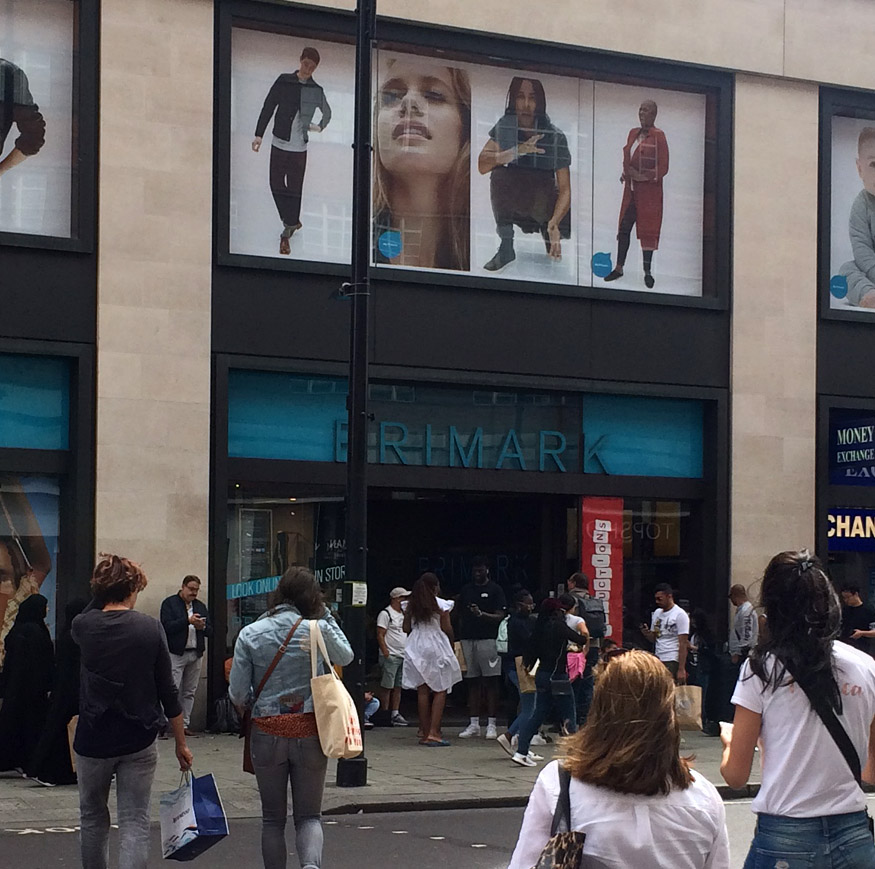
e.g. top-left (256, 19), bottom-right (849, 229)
top-left (457, 556), bottom-right (507, 740)
top-left (840, 582), bottom-right (875, 655)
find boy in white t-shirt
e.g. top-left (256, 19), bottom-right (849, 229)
top-left (640, 583), bottom-right (689, 683)
top-left (376, 587), bottom-right (410, 726)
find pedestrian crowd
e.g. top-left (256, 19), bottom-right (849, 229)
top-left (3, 548), bottom-right (875, 867)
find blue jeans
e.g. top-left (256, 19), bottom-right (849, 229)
top-left (505, 666), bottom-right (536, 737)
top-left (515, 670), bottom-right (577, 756)
top-left (76, 741), bottom-right (158, 869)
top-left (743, 811), bottom-right (875, 868)
top-left (573, 673), bottom-right (594, 725)
top-left (251, 730), bottom-right (328, 869)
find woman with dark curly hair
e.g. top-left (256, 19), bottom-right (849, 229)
top-left (230, 566), bottom-right (353, 869)
top-left (508, 649), bottom-right (728, 868)
top-left (72, 554), bottom-right (192, 869)
top-left (721, 550), bottom-right (875, 867)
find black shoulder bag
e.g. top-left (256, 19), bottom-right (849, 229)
top-left (530, 765), bottom-right (587, 869)
top-left (783, 660), bottom-right (874, 838)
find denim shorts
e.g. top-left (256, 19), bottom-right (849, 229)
top-left (743, 811), bottom-right (875, 869)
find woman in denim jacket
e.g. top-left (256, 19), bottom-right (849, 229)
top-left (230, 567), bottom-right (352, 869)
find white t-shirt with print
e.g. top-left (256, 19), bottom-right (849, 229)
top-left (376, 605), bottom-right (407, 657)
top-left (650, 605), bottom-right (689, 662)
top-left (732, 642), bottom-right (875, 817)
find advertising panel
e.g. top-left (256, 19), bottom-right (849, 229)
top-left (580, 496), bottom-right (623, 640)
top-left (0, 0), bottom-right (76, 239)
top-left (0, 474), bottom-right (60, 667)
top-left (227, 26), bottom-right (713, 298)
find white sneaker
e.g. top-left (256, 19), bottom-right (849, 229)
top-left (530, 733), bottom-right (548, 746)
top-left (391, 713), bottom-right (409, 727)
top-left (511, 752), bottom-right (537, 767)
top-left (485, 724), bottom-right (498, 740)
top-left (459, 723), bottom-right (481, 738)
top-left (527, 751), bottom-right (544, 761)
top-left (496, 734), bottom-right (513, 756)
top-left (511, 734), bottom-right (519, 750)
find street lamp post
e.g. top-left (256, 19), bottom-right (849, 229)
top-left (335, 0), bottom-right (376, 789)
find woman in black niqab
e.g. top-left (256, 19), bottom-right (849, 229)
top-left (26, 597), bottom-right (87, 784)
top-left (0, 593), bottom-right (54, 773)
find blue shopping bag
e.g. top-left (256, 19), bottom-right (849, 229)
top-left (160, 772), bottom-right (229, 861)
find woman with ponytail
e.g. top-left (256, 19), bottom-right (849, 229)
top-left (721, 550), bottom-right (875, 867)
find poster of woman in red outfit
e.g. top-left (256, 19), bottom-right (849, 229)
top-left (592, 82), bottom-right (706, 297)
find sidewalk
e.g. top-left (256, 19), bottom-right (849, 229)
top-left (0, 726), bottom-right (757, 829)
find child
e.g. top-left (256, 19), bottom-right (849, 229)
top-left (839, 127), bottom-right (875, 307)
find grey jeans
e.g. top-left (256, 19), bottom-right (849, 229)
top-left (76, 741), bottom-right (158, 869)
top-left (250, 729), bottom-right (327, 869)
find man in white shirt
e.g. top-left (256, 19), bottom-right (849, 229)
top-left (640, 583), bottom-right (689, 683)
top-left (728, 583), bottom-right (758, 664)
top-left (376, 587), bottom-right (410, 726)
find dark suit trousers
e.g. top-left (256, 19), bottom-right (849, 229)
top-left (269, 147), bottom-right (307, 228)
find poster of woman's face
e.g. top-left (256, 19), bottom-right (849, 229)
top-left (229, 28), bottom-right (355, 263)
top-left (468, 66), bottom-right (586, 286)
top-left (828, 115), bottom-right (875, 313)
top-left (591, 82), bottom-right (706, 297)
top-left (372, 51), bottom-right (472, 272)
top-left (0, 0), bottom-right (75, 240)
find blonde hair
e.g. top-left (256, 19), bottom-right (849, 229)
top-left (563, 650), bottom-right (692, 795)
top-left (373, 61), bottom-right (471, 271)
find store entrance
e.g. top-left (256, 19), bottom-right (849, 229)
top-left (367, 491), bottom-right (574, 604)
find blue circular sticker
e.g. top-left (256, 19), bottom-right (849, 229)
top-left (378, 231), bottom-right (402, 260)
top-left (830, 275), bottom-right (849, 299)
top-left (591, 252), bottom-right (613, 278)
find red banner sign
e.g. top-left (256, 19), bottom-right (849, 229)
top-left (580, 497), bottom-right (624, 641)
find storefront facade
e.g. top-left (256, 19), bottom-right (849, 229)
top-left (5, 0), bottom-right (874, 722)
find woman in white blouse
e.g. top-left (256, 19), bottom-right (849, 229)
top-left (507, 649), bottom-right (729, 869)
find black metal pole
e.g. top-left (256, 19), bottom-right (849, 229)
top-left (336, 0), bottom-right (375, 789)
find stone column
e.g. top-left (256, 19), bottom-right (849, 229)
top-left (731, 76), bottom-right (819, 591)
top-left (95, 0), bottom-right (212, 633)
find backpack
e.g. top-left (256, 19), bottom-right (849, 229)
top-left (579, 597), bottom-right (606, 640)
top-left (210, 693), bottom-right (241, 734)
top-left (496, 615), bottom-right (510, 655)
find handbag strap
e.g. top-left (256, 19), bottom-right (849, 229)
top-left (252, 617), bottom-right (303, 705)
top-left (309, 619), bottom-right (340, 680)
top-left (782, 658), bottom-right (862, 787)
top-left (550, 764), bottom-right (573, 836)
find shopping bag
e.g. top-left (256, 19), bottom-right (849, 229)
top-left (674, 684), bottom-right (703, 731)
top-left (454, 641), bottom-right (467, 673)
top-left (160, 772), bottom-right (229, 861)
top-left (516, 656), bottom-right (536, 694)
top-left (309, 620), bottom-right (363, 760)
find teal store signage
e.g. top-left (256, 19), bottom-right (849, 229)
top-left (228, 371), bottom-right (704, 479)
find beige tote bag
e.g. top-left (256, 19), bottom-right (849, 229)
top-left (674, 684), bottom-right (703, 731)
top-left (309, 620), bottom-right (363, 759)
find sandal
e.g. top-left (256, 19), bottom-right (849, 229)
top-left (422, 738), bottom-right (450, 747)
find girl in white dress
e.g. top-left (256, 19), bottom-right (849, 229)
top-left (402, 572), bottom-right (462, 746)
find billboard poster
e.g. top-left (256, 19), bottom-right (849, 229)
top-left (828, 115), bottom-right (875, 313)
top-left (0, 0), bottom-right (76, 239)
top-left (829, 411), bottom-right (875, 485)
top-left (229, 28), bottom-right (355, 262)
top-left (580, 496), bottom-right (624, 640)
top-left (0, 475), bottom-right (60, 668)
top-left (228, 26), bottom-right (712, 298)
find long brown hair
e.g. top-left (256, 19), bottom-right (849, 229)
top-left (563, 650), bottom-right (692, 795)
top-left (268, 566), bottom-right (325, 619)
top-left (407, 572), bottom-right (440, 625)
top-left (372, 60), bottom-right (471, 271)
